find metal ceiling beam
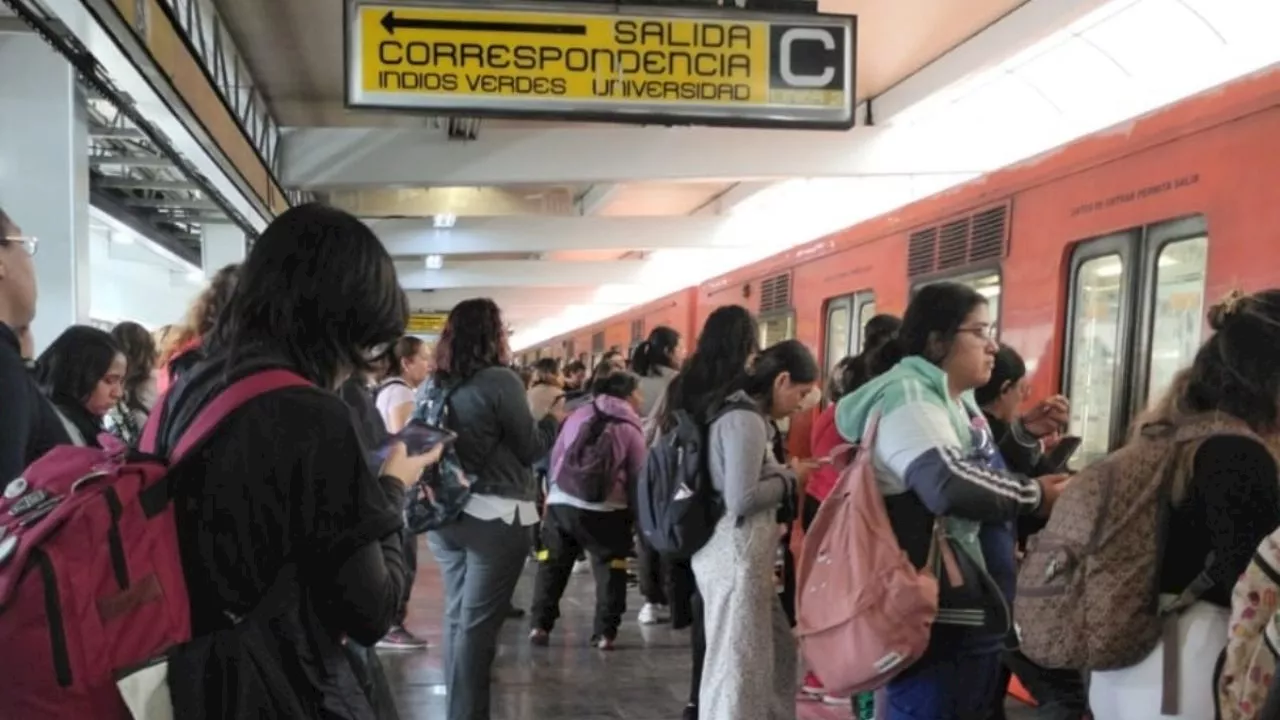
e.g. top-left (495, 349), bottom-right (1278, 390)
top-left (90, 153), bottom-right (173, 168)
top-left (396, 259), bottom-right (648, 290)
top-left (372, 216), bottom-right (751, 256)
top-left (89, 124), bottom-right (144, 140)
top-left (96, 178), bottom-right (200, 191)
top-left (122, 197), bottom-right (220, 211)
top-left (89, 189), bottom-right (201, 266)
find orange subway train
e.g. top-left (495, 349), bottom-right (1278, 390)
top-left (522, 65), bottom-right (1280, 465)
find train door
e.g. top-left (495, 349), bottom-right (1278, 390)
top-left (1062, 216), bottom-right (1209, 467)
top-left (823, 290), bottom-right (876, 370)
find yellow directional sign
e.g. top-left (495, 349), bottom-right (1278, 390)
top-left (345, 0), bottom-right (856, 129)
top-left (406, 313), bottom-right (448, 334)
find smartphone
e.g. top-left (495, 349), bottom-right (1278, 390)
top-left (376, 421), bottom-right (456, 463)
top-left (1044, 435), bottom-right (1083, 472)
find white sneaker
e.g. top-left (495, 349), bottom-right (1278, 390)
top-left (638, 602), bottom-right (670, 625)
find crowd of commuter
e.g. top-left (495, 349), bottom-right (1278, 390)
top-left (4, 201), bottom-right (1280, 720)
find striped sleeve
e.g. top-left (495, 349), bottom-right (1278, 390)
top-left (875, 397), bottom-right (1042, 521)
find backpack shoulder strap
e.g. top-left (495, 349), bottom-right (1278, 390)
top-left (139, 369), bottom-right (312, 460)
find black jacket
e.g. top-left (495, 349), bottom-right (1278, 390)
top-left (0, 323), bottom-right (70, 480)
top-left (425, 366), bottom-right (559, 500)
top-left (156, 353), bottom-right (408, 718)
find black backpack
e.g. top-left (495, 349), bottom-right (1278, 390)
top-left (636, 398), bottom-right (756, 559)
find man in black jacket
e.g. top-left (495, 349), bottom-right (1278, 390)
top-left (0, 208), bottom-right (69, 482)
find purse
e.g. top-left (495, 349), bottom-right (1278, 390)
top-left (405, 380), bottom-right (485, 534)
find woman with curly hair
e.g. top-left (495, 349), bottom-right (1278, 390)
top-left (156, 263), bottom-right (239, 394)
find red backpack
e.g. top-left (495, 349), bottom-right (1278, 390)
top-left (0, 370), bottom-right (309, 719)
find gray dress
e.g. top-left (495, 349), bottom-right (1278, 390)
top-left (691, 394), bottom-right (798, 720)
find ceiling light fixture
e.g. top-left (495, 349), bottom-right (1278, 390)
top-left (433, 213), bottom-right (457, 229)
top-left (424, 254), bottom-right (444, 270)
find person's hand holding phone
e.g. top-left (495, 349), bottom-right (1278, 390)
top-left (380, 441), bottom-right (444, 489)
top-left (1036, 473), bottom-right (1072, 517)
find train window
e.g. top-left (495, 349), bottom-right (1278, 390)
top-left (759, 313), bottom-right (795, 349)
top-left (825, 299), bottom-right (852, 371)
top-left (822, 291), bottom-right (876, 369)
top-left (1067, 252), bottom-right (1126, 468)
top-left (1146, 235), bottom-right (1208, 404)
top-left (1062, 216), bottom-right (1208, 466)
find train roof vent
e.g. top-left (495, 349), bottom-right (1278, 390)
top-left (907, 228), bottom-right (938, 277)
top-left (907, 202), bottom-right (1010, 279)
top-left (937, 218), bottom-right (970, 270)
top-left (759, 273), bottom-right (792, 314)
top-left (968, 205), bottom-right (1007, 262)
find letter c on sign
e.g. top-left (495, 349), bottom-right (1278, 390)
top-left (780, 28), bottom-right (835, 88)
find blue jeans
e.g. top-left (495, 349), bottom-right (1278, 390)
top-left (885, 650), bottom-right (1003, 720)
top-left (428, 515), bottom-right (530, 720)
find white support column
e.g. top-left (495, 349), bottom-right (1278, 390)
top-left (200, 222), bottom-right (245, 278)
top-left (0, 34), bottom-right (91, 353)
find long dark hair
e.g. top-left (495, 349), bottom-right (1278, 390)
top-left (35, 325), bottom-right (121, 407)
top-left (868, 283), bottom-right (986, 376)
top-left (661, 305), bottom-right (759, 428)
top-left (205, 203), bottom-right (407, 387)
top-left (734, 339), bottom-right (819, 414)
top-left (631, 326), bottom-right (680, 377)
top-left (592, 371), bottom-right (639, 401)
top-left (111, 321), bottom-right (155, 410)
top-left (1177, 289), bottom-right (1280, 433)
top-left (433, 298), bottom-right (508, 382)
top-left (829, 313), bottom-right (902, 401)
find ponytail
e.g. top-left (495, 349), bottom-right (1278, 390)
top-left (631, 326), bottom-right (680, 377)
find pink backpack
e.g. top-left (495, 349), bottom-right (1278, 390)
top-left (795, 415), bottom-right (957, 694)
top-left (0, 370), bottom-right (309, 719)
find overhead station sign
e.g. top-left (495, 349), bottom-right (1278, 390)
top-left (345, 0), bottom-right (857, 129)
top-left (406, 312), bottom-right (448, 334)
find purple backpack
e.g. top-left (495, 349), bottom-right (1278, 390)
top-left (554, 403), bottom-right (638, 504)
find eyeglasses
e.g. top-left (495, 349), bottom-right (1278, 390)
top-left (957, 324), bottom-right (997, 341)
top-left (1, 235), bottom-right (38, 257)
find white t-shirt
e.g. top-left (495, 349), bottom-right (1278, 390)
top-left (375, 378), bottom-right (416, 432)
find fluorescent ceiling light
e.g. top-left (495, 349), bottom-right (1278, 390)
top-left (433, 213), bottom-right (456, 229)
top-left (424, 254), bottom-right (443, 270)
top-left (186, 269), bottom-right (205, 283)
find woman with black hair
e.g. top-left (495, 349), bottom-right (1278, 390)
top-left (975, 345), bottom-right (1087, 720)
top-left (104, 320), bottom-right (157, 445)
top-left (416, 297), bottom-right (563, 720)
top-left (151, 203), bottom-right (441, 718)
top-left (631, 325), bottom-right (683, 626)
top-left (687, 337), bottom-right (816, 720)
top-left (34, 325), bottom-right (126, 447)
top-left (1087, 290), bottom-right (1280, 719)
top-left (529, 371), bottom-right (647, 650)
top-left (835, 282), bottom-right (1070, 719)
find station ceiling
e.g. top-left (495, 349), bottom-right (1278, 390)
top-left (206, 0), bottom-right (1060, 346)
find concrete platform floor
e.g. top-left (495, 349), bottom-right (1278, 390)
top-left (378, 538), bottom-right (1037, 719)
